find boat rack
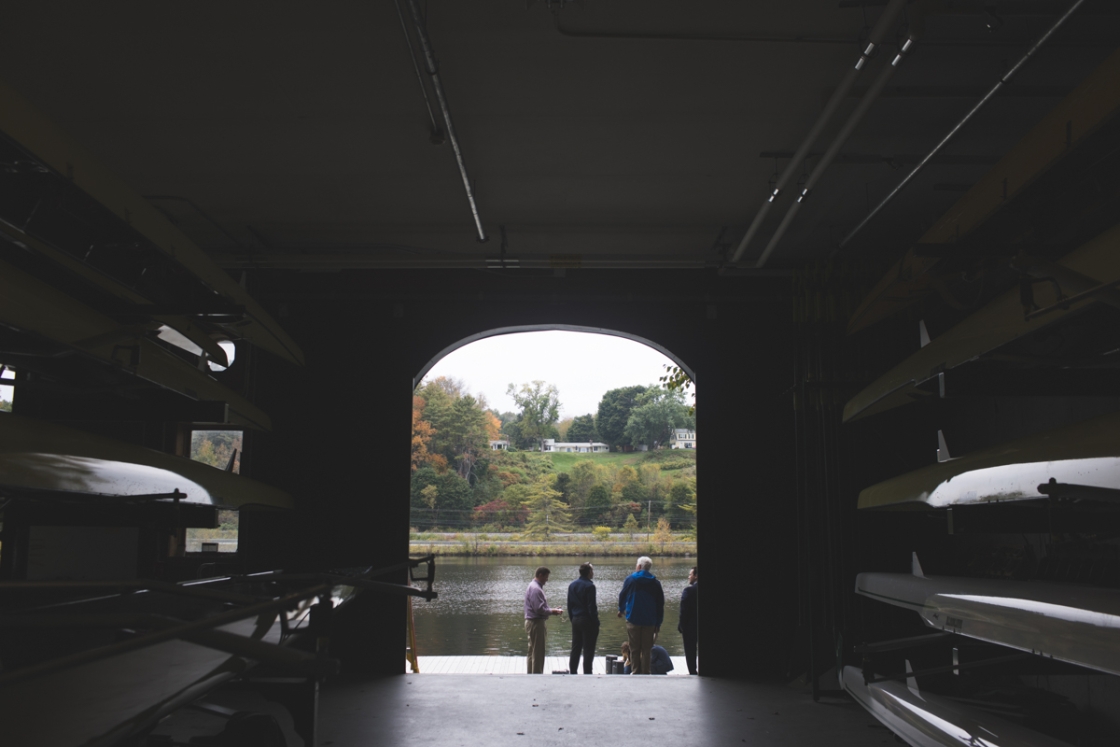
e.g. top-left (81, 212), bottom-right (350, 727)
top-left (0, 554), bottom-right (437, 746)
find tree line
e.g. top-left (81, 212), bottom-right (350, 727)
top-left (411, 377), bottom-right (696, 533)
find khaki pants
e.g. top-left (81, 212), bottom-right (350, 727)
top-left (525, 618), bottom-right (548, 673)
top-left (626, 623), bottom-right (657, 674)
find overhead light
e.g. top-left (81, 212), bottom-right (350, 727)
top-left (983, 9), bottom-right (1004, 32)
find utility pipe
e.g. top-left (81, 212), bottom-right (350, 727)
top-left (730, 0), bottom-right (908, 264)
top-left (755, 29), bottom-right (920, 268)
top-left (836, 0), bottom-right (1088, 251)
top-left (404, 0), bottom-right (489, 242)
top-left (393, 0), bottom-right (444, 143)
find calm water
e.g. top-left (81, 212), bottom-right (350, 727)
top-left (412, 556), bottom-right (697, 657)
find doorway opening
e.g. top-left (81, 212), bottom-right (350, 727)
top-left (406, 327), bottom-right (699, 674)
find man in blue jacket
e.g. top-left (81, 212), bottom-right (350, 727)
top-left (617, 555), bottom-right (664, 674)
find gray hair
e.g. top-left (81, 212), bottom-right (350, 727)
top-left (636, 556), bottom-right (653, 571)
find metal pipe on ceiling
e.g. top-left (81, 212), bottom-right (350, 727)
top-left (393, 0), bottom-right (444, 144)
top-left (729, 0), bottom-right (908, 265)
top-left (836, 0), bottom-right (1088, 252)
top-left (754, 28), bottom-right (920, 268)
top-left (403, 0), bottom-right (489, 243)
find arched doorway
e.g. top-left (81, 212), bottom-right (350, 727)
top-left (407, 327), bottom-right (698, 674)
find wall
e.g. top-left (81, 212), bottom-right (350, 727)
top-left (249, 268), bottom-right (795, 677)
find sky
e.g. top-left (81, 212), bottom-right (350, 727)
top-left (420, 330), bottom-right (686, 418)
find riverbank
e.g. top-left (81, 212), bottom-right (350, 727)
top-left (409, 532), bottom-right (695, 557)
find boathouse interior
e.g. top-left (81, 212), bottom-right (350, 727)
top-left (1, 1), bottom-right (1119, 745)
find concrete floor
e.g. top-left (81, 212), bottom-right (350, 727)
top-left (317, 675), bottom-right (898, 747)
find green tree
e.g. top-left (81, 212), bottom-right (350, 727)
top-left (522, 476), bottom-right (572, 538)
top-left (671, 481), bottom-right (697, 537)
top-left (410, 466), bottom-right (472, 529)
top-left (568, 461), bottom-right (602, 508)
top-left (554, 472), bottom-right (572, 504)
top-left (567, 414), bottom-right (598, 443)
top-left (584, 484), bottom-right (612, 526)
top-left (623, 387), bottom-right (695, 450)
top-left (506, 381), bottom-right (561, 451)
top-left (623, 512), bottom-right (639, 539)
top-left (596, 385), bottom-right (647, 450)
top-left (659, 364), bottom-right (695, 415)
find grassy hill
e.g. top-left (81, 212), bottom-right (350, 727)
top-left (548, 449), bottom-right (695, 473)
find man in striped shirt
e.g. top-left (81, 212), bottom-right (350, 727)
top-left (524, 566), bottom-right (562, 673)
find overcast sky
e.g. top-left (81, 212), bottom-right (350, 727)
top-left (420, 331), bottom-right (685, 418)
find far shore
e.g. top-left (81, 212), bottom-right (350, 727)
top-left (409, 532), bottom-right (696, 557)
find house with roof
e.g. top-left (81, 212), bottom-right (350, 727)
top-left (541, 439), bottom-right (609, 453)
top-left (669, 428), bottom-right (696, 449)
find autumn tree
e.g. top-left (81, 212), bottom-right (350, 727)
top-left (190, 430), bottom-right (242, 472)
top-left (506, 381), bottom-right (560, 451)
top-left (654, 517), bottom-right (673, 553)
top-left (416, 378), bottom-right (491, 478)
top-left (411, 396), bottom-right (443, 472)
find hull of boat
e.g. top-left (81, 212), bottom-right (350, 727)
top-left (841, 665), bottom-right (1073, 747)
top-left (857, 412), bottom-right (1120, 510)
top-left (0, 414), bottom-right (292, 508)
top-left (855, 571), bottom-right (1120, 677)
top-left (1, 614), bottom-right (279, 747)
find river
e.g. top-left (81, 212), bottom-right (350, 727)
top-left (411, 556), bottom-right (696, 658)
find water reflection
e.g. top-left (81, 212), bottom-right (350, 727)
top-left (413, 556), bottom-right (696, 657)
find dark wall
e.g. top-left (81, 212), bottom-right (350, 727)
top-left (248, 268), bottom-right (796, 677)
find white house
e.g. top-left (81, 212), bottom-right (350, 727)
top-left (541, 439), bottom-right (609, 454)
top-left (489, 440), bottom-right (509, 450)
top-left (669, 428), bottom-right (696, 449)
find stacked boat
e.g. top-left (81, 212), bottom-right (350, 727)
top-left (840, 47), bottom-right (1120, 746)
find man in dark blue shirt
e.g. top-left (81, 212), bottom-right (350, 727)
top-left (567, 562), bottom-right (599, 674)
top-left (678, 566), bottom-right (698, 674)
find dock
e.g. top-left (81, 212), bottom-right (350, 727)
top-left (407, 655), bottom-right (692, 675)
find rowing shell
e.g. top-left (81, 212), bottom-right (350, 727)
top-left (840, 665), bottom-right (1073, 747)
top-left (0, 414), bottom-right (291, 508)
top-left (856, 557), bottom-right (1120, 678)
top-left (843, 221), bottom-right (1120, 423)
top-left (858, 411), bottom-right (1120, 510)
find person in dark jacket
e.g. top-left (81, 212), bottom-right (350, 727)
top-left (616, 556), bottom-right (664, 674)
top-left (649, 644), bottom-right (674, 675)
top-left (567, 562), bottom-right (599, 674)
top-left (622, 642), bottom-right (674, 675)
top-left (678, 566), bottom-right (698, 674)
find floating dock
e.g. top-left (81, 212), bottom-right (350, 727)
top-left (407, 655), bottom-right (692, 675)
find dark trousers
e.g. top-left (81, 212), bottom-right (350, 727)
top-left (569, 617), bottom-right (599, 674)
top-left (682, 629), bottom-right (698, 675)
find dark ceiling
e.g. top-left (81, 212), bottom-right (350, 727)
top-left (2, 0), bottom-right (1115, 271)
